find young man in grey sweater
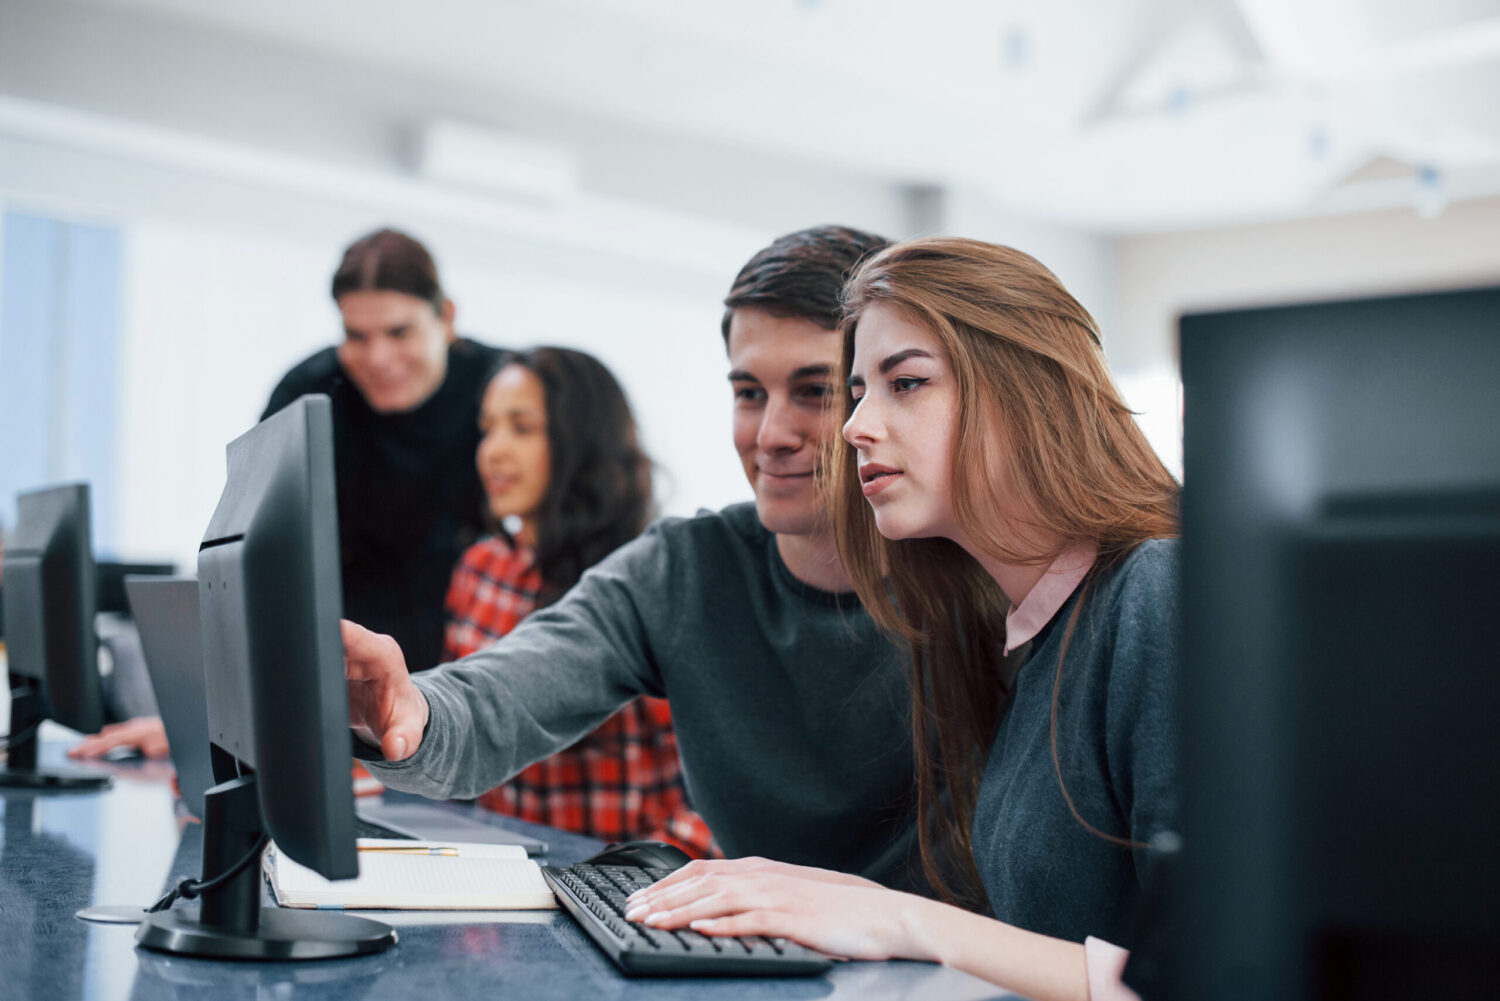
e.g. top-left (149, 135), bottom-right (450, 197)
top-left (344, 226), bottom-right (927, 892)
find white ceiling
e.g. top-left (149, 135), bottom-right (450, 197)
top-left (64, 0), bottom-right (1500, 231)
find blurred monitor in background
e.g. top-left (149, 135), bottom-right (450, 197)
top-left (0, 483), bottom-right (110, 789)
top-left (94, 560), bottom-right (177, 724)
top-left (95, 561), bottom-right (175, 615)
top-left (1177, 286), bottom-right (1500, 1000)
top-left (263, 228), bottom-right (506, 670)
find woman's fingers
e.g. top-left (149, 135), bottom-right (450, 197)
top-left (687, 909), bottom-right (799, 940)
top-left (624, 873), bottom-right (917, 963)
top-left (634, 856), bottom-right (841, 898)
top-left (625, 873), bottom-right (776, 926)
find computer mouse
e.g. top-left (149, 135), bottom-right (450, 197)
top-left (585, 840), bottom-right (692, 871)
top-left (102, 745), bottom-right (145, 762)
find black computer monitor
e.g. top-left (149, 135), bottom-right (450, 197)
top-left (95, 561), bottom-right (176, 615)
top-left (135, 395), bottom-right (394, 960)
top-left (1177, 285), bottom-right (1500, 1000)
top-left (1, 483), bottom-right (110, 790)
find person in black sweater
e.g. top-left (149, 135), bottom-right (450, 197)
top-left (263, 228), bottom-right (505, 671)
top-left (71, 228), bottom-right (503, 762)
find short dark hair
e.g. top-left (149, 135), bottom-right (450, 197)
top-left (720, 225), bottom-right (890, 341)
top-left (492, 348), bottom-right (654, 606)
top-left (331, 228), bottom-right (445, 311)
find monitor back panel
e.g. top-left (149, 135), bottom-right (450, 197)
top-left (126, 576), bottom-right (215, 820)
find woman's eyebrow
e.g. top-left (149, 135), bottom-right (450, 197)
top-left (878, 348), bottom-right (934, 375)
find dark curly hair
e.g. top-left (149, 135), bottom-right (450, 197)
top-left (492, 348), bottom-right (654, 605)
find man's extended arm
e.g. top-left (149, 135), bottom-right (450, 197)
top-left (350, 526), bottom-right (671, 800)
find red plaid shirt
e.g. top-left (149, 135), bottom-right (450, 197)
top-left (444, 536), bottom-right (717, 858)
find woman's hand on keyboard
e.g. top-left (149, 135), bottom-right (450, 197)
top-left (622, 858), bottom-right (1101, 1001)
top-left (342, 619), bottom-right (430, 762)
top-left (622, 860), bottom-right (936, 962)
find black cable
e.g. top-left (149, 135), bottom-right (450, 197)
top-left (146, 833), bottom-right (271, 913)
top-left (3, 686), bottom-right (41, 748)
top-left (0, 720), bottom-right (40, 751)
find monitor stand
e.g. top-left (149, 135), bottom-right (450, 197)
top-left (0, 688), bottom-right (110, 790)
top-left (135, 773), bottom-right (396, 960)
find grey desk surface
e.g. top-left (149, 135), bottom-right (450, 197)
top-left (0, 733), bottom-right (1014, 1001)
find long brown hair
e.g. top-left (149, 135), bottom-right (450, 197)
top-left (826, 237), bottom-right (1180, 909)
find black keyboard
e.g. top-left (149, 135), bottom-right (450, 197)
top-left (353, 815), bottom-right (419, 841)
top-left (542, 863), bottom-right (833, 977)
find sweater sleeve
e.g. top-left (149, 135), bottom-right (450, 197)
top-left (362, 523), bottom-right (672, 800)
top-left (1102, 540), bottom-right (1181, 880)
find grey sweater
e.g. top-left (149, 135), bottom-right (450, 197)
top-left (365, 503), bottom-right (923, 890)
top-left (972, 538), bottom-right (1179, 946)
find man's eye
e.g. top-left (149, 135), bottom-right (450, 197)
top-left (734, 387), bottom-right (765, 403)
top-left (800, 384), bottom-right (831, 401)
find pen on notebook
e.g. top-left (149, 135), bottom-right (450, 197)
top-left (357, 846), bottom-right (459, 856)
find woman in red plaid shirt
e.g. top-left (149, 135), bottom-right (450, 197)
top-left (444, 347), bottom-right (716, 858)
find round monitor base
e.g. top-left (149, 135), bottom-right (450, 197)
top-left (136, 909), bottom-right (396, 960)
top-left (76, 904), bottom-right (152, 925)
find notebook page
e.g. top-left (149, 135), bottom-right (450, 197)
top-left (267, 843), bottom-right (556, 909)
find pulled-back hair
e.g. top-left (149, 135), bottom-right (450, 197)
top-left (825, 237), bottom-right (1180, 909)
top-left (497, 348), bottom-right (654, 605)
top-left (331, 228), bottom-right (445, 311)
top-left (721, 225), bottom-right (889, 339)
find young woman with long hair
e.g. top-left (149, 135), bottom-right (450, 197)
top-left (623, 238), bottom-right (1180, 999)
top-left (445, 347), bottom-right (714, 856)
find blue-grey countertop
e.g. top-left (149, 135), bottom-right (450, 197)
top-left (1, 732), bottom-right (1013, 1001)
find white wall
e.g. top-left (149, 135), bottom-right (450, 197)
top-left (1116, 197), bottom-right (1500, 372)
top-left (1110, 197), bottom-right (1500, 478)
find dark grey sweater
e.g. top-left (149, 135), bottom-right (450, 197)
top-left (365, 503), bottom-right (924, 891)
top-left (972, 538), bottom-right (1179, 946)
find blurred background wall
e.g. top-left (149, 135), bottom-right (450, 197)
top-left (2, 0), bottom-right (1497, 571)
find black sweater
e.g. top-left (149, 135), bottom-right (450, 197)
top-left (263, 338), bottom-right (504, 669)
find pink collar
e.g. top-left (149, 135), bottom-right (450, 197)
top-left (1003, 543), bottom-right (1097, 656)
